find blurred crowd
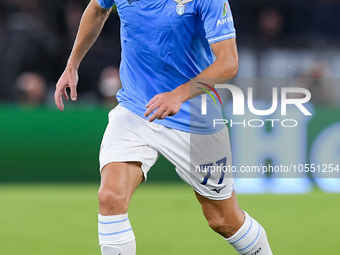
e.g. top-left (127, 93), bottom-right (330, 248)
top-left (0, 0), bottom-right (339, 106)
top-left (0, 0), bottom-right (121, 106)
top-left (234, 0), bottom-right (340, 48)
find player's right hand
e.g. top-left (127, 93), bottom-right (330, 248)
top-left (54, 67), bottom-right (79, 111)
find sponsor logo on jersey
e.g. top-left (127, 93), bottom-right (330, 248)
top-left (222, 2), bottom-right (230, 17)
top-left (217, 2), bottom-right (233, 26)
top-left (172, 0), bottom-right (194, 15)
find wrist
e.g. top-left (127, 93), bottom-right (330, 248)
top-left (65, 63), bottom-right (79, 73)
top-left (66, 56), bottom-right (81, 71)
top-left (173, 83), bottom-right (190, 103)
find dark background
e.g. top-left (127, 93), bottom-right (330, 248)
top-left (0, 0), bottom-right (340, 104)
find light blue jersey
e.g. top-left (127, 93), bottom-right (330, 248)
top-left (97, 0), bottom-right (236, 134)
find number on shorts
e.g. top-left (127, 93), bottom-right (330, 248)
top-left (200, 157), bottom-right (227, 185)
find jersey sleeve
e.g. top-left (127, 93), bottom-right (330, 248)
top-left (198, 0), bottom-right (236, 44)
top-left (97, 0), bottom-right (115, 9)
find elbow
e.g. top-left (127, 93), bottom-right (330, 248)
top-left (223, 60), bottom-right (238, 79)
top-left (92, 2), bottom-right (111, 21)
top-left (229, 53), bottom-right (239, 78)
top-left (97, 8), bottom-right (111, 21)
top-left (229, 62), bottom-right (238, 78)
top-left (218, 55), bottom-right (238, 79)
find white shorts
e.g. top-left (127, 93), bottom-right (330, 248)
top-left (99, 105), bottom-right (234, 200)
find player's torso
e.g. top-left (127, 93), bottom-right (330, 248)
top-left (115, 0), bottom-right (209, 94)
top-left (113, 0), bottom-right (224, 134)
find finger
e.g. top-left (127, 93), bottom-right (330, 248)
top-left (148, 108), bottom-right (165, 122)
top-left (54, 88), bottom-right (64, 111)
top-left (70, 83), bottom-right (78, 101)
top-left (168, 110), bottom-right (176, 116)
top-left (159, 109), bottom-right (172, 119)
top-left (145, 100), bottom-right (160, 117)
top-left (146, 96), bottom-right (159, 108)
top-left (62, 87), bottom-right (69, 101)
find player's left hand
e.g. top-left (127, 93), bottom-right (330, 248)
top-left (145, 91), bottom-right (183, 122)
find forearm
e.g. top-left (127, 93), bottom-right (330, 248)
top-left (176, 60), bottom-right (238, 102)
top-left (67, 1), bottom-right (111, 70)
top-left (172, 38), bottom-right (238, 103)
top-left (144, 55), bottom-right (238, 121)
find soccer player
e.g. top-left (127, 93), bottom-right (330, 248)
top-left (54, 0), bottom-right (273, 254)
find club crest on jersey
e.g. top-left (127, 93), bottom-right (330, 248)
top-left (173, 0), bottom-right (194, 15)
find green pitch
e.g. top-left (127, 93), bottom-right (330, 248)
top-left (0, 183), bottom-right (339, 255)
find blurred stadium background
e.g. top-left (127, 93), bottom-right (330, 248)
top-left (0, 0), bottom-right (340, 254)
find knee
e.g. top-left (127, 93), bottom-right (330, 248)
top-left (207, 215), bottom-right (244, 238)
top-left (208, 217), bottom-right (232, 236)
top-left (98, 187), bottom-right (129, 214)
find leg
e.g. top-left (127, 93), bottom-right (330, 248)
top-left (195, 190), bottom-right (244, 238)
top-left (196, 191), bottom-right (273, 255)
top-left (98, 162), bottom-right (143, 255)
top-left (97, 106), bottom-right (161, 254)
top-left (98, 162), bottom-right (143, 215)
